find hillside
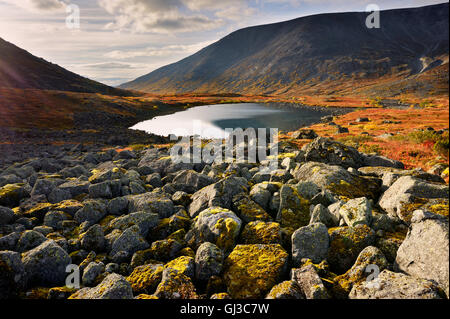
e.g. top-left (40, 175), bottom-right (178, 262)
top-left (0, 37), bottom-right (130, 96)
top-left (121, 3), bottom-right (449, 97)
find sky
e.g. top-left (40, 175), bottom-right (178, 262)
top-left (0, 0), bottom-right (447, 86)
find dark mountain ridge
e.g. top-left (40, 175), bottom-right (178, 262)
top-left (120, 3), bottom-right (449, 96)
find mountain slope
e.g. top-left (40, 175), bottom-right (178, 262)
top-left (121, 3), bottom-right (449, 96)
top-left (0, 37), bottom-right (129, 96)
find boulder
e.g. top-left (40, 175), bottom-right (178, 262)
top-left (154, 268), bottom-right (198, 299)
top-left (109, 225), bottom-right (149, 259)
top-left (327, 225), bottom-right (376, 274)
top-left (0, 206), bottom-right (15, 225)
top-left (378, 176), bottom-right (448, 223)
top-left (195, 242), bottom-right (224, 281)
top-left (188, 177), bottom-right (248, 218)
top-left (22, 240), bottom-right (71, 286)
top-left (127, 192), bottom-right (175, 218)
top-left (223, 244), bottom-right (289, 299)
top-left (339, 197), bottom-right (373, 227)
top-left (80, 224), bottom-right (105, 252)
top-left (349, 270), bottom-right (443, 299)
top-left (276, 185), bottom-right (310, 233)
top-left (293, 162), bottom-right (380, 200)
top-left (240, 221), bottom-right (282, 245)
top-left (301, 137), bottom-right (364, 169)
top-left (291, 264), bottom-right (329, 299)
top-left (396, 211), bottom-right (449, 297)
top-left (292, 223), bottom-right (329, 265)
top-left (0, 251), bottom-right (26, 299)
top-left (172, 170), bottom-right (215, 194)
top-left (126, 263), bottom-right (164, 294)
top-left (108, 211), bottom-right (159, 238)
top-left (185, 207), bottom-right (242, 252)
top-left (309, 204), bottom-right (338, 228)
top-left (232, 194), bottom-right (272, 223)
top-left (69, 273), bottom-right (133, 299)
top-left (266, 280), bottom-right (304, 299)
top-left (0, 184), bottom-right (30, 207)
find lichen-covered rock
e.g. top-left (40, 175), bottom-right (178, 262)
top-left (349, 270), bottom-right (444, 299)
top-left (74, 199), bottom-right (107, 225)
top-left (232, 194), bottom-right (272, 223)
top-left (107, 196), bottom-right (129, 216)
top-left (0, 206), bottom-right (15, 225)
top-left (172, 170), bottom-right (215, 194)
top-left (295, 181), bottom-right (321, 201)
top-left (22, 240), bottom-right (71, 286)
top-left (127, 192), bottom-right (175, 218)
top-left (108, 211), bottom-right (159, 238)
top-left (109, 225), bottom-right (149, 259)
top-left (0, 251), bottom-right (26, 299)
top-left (266, 280), bottom-right (304, 299)
top-left (165, 256), bottom-right (195, 278)
top-left (195, 242), bottom-right (224, 281)
top-left (327, 225), bottom-right (376, 274)
top-left (249, 184), bottom-right (272, 210)
top-left (150, 239), bottom-right (183, 262)
top-left (69, 273), bottom-right (133, 299)
top-left (241, 221), bottom-right (282, 245)
top-left (379, 176), bottom-right (448, 223)
top-left (0, 183), bottom-right (30, 207)
top-left (339, 197), bottom-right (373, 227)
top-left (154, 268), bottom-right (198, 299)
top-left (188, 177), bottom-right (248, 218)
top-left (294, 162), bottom-right (381, 200)
top-left (58, 179), bottom-right (90, 197)
top-left (126, 263), bottom-right (164, 294)
top-left (223, 244), bottom-right (289, 299)
top-left (301, 137), bottom-right (364, 169)
top-left (292, 223), bottom-right (329, 265)
top-left (276, 185), bottom-right (310, 233)
top-left (88, 181), bottom-right (113, 199)
top-left (185, 207), bottom-right (242, 252)
top-left (291, 264), bottom-right (329, 299)
top-left (333, 246), bottom-right (388, 298)
top-left (82, 261), bottom-right (105, 286)
top-left (309, 204), bottom-right (338, 228)
top-left (396, 210), bottom-right (449, 297)
top-left (16, 230), bottom-right (47, 252)
top-left (80, 224), bottom-right (105, 252)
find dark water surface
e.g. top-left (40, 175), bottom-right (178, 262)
top-left (131, 103), bottom-right (351, 139)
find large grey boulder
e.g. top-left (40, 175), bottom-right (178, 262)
top-left (109, 225), bottom-right (149, 258)
top-left (188, 177), bottom-right (248, 218)
top-left (349, 270), bottom-right (443, 299)
top-left (292, 223), bottom-right (329, 265)
top-left (127, 192), bottom-right (175, 218)
top-left (80, 224), bottom-right (105, 252)
top-left (396, 210), bottom-right (449, 297)
top-left (58, 179), bottom-right (90, 197)
top-left (378, 176), bottom-right (448, 223)
top-left (172, 170), bottom-right (215, 194)
top-left (74, 200), bottom-right (107, 225)
top-left (293, 162), bottom-right (380, 200)
top-left (16, 230), bottom-right (47, 252)
top-left (70, 273), bottom-right (133, 299)
top-left (185, 207), bottom-right (242, 252)
top-left (0, 251), bottom-right (26, 299)
top-left (339, 197), bottom-right (373, 227)
top-left (22, 240), bottom-right (71, 286)
top-left (291, 264), bottom-right (329, 299)
top-left (195, 242), bottom-right (224, 281)
top-left (108, 211), bottom-right (159, 238)
top-left (276, 185), bottom-right (311, 232)
top-left (309, 204), bottom-right (338, 228)
top-left (301, 137), bottom-right (364, 169)
top-left (0, 206), bottom-right (15, 225)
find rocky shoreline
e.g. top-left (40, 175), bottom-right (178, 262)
top-left (0, 131), bottom-right (448, 299)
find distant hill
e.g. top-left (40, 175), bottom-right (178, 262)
top-left (120, 3), bottom-right (449, 97)
top-left (0, 37), bottom-right (130, 96)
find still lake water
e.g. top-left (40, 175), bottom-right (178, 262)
top-left (131, 103), bottom-right (348, 139)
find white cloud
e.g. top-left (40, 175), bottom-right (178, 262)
top-left (104, 40), bottom-right (214, 59)
top-left (0, 0), bottom-right (66, 12)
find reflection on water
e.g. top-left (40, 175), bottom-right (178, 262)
top-left (131, 103), bottom-right (342, 139)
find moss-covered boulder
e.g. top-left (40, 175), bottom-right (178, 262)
top-left (294, 162), bottom-right (381, 200)
top-left (223, 244), bottom-right (289, 299)
top-left (154, 268), bottom-right (198, 299)
top-left (185, 207), bottom-right (242, 252)
top-left (332, 246), bottom-right (388, 298)
top-left (276, 185), bottom-right (310, 234)
top-left (266, 280), bottom-right (304, 299)
top-left (0, 184), bottom-right (30, 207)
top-left (241, 221), bottom-right (282, 245)
top-left (232, 194), bottom-right (272, 223)
top-left (327, 225), bottom-right (376, 274)
top-left (164, 256), bottom-right (195, 279)
top-left (69, 273), bottom-right (133, 299)
top-left (126, 263), bottom-right (164, 294)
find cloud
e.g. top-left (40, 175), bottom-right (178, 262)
top-left (98, 0), bottom-right (257, 33)
top-left (104, 40), bottom-right (214, 59)
top-left (0, 0), bottom-right (66, 11)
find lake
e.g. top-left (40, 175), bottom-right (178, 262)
top-left (131, 103), bottom-right (350, 139)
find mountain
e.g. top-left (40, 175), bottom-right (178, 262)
top-left (0, 37), bottom-right (129, 96)
top-left (120, 3), bottom-right (449, 97)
